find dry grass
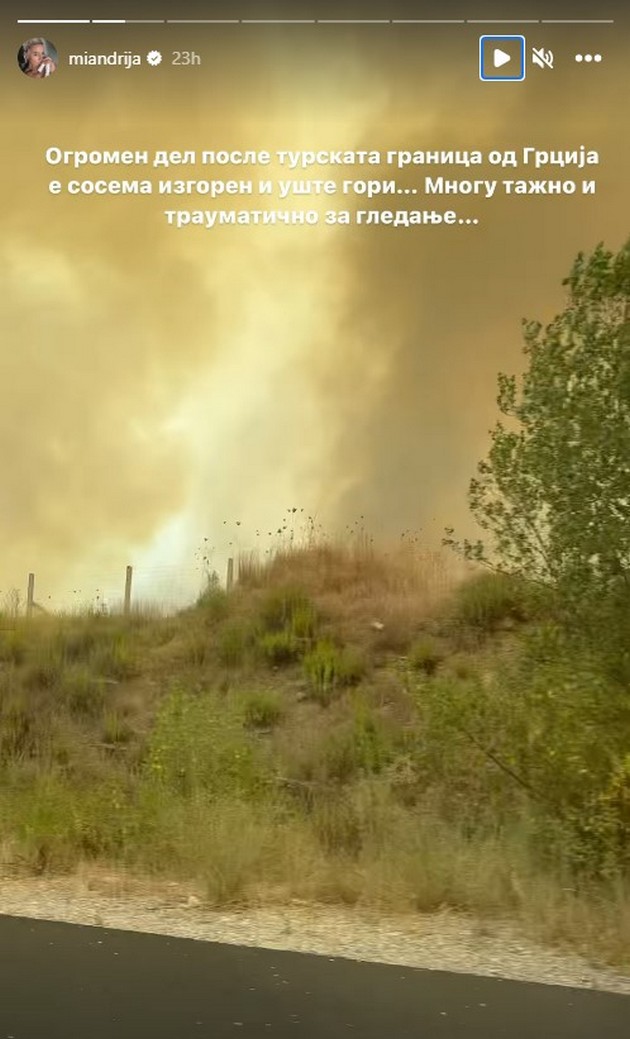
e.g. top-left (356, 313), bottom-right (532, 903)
top-left (239, 537), bottom-right (458, 598)
top-left (238, 538), bottom-right (468, 654)
top-left (0, 535), bottom-right (628, 974)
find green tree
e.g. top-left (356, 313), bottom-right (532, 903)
top-left (447, 238), bottom-right (630, 677)
top-left (445, 239), bottom-right (630, 648)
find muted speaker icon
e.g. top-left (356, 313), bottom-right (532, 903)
top-left (532, 47), bottom-right (554, 69)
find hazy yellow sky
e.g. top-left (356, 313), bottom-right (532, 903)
top-left (1, 19), bottom-right (627, 608)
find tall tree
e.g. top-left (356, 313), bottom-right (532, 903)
top-left (445, 239), bottom-right (630, 605)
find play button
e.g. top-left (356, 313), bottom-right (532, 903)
top-left (479, 35), bottom-right (526, 81)
top-left (493, 48), bottom-right (511, 68)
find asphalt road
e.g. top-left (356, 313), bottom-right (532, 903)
top-left (0, 914), bottom-right (628, 1038)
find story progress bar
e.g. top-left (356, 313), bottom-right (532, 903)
top-left (16, 18), bottom-right (616, 26)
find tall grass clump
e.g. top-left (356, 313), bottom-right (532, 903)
top-left (257, 586), bottom-right (317, 639)
top-left (450, 571), bottom-right (533, 634)
top-left (57, 665), bottom-right (107, 719)
top-left (302, 639), bottom-right (366, 705)
top-left (240, 690), bottom-right (285, 729)
top-left (252, 585), bottom-right (318, 665)
top-left (408, 635), bottom-right (444, 676)
top-left (196, 576), bottom-right (230, 624)
top-left (257, 630), bottom-right (300, 665)
top-left (216, 619), bottom-right (256, 668)
top-left (89, 630), bottom-right (137, 680)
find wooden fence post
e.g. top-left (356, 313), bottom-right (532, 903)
top-left (124, 565), bottom-right (133, 616)
top-left (26, 573), bottom-right (35, 619)
top-left (226, 557), bottom-right (234, 593)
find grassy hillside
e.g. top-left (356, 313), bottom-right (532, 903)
top-left (0, 538), bottom-right (629, 970)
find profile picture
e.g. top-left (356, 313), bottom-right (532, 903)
top-left (18, 38), bottom-right (58, 78)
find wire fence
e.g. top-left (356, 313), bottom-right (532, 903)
top-left (0, 536), bottom-right (472, 622)
top-left (0, 562), bottom-right (226, 620)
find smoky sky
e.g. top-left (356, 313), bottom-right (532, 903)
top-left (315, 26), bottom-right (630, 543)
top-left (0, 15), bottom-right (627, 604)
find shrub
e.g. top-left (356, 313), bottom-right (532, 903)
top-left (4, 775), bottom-right (141, 869)
top-left (411, 642), bottom-right (630, 881)
top-left (452, 572), bottom-right (530, 632)
top-left (197, 585), bottom-right (230, 624)
top-left (102, 710), bottom-right (133, 745)
top-left (303, 640), bottom-right (367, 705)
top-left (317, 729), bottom-right (363, 784)
top-left (351, 701), bottom-right (399, 776)
top-left (90, 634), bottom-right (137, 680)
top-left (409, 636), bottom-right (444, 675)
top-left (285, 697), bottom-right (398, 792)
top-left (302, 640), bottom-right (339, 705)
top-left (320, 712), bottom-right (396, 784)
top-left (311, 790), bottom-right (364, 857)
top-left (59, 665), bottom-right (106, 718)
top-left (258, 586), bottom-right (315, 635)
top-left (141, 685), bottom-right (270, 800)
top-left (289, 600), bottom-right (318, 641)
top-left (241, 691), bottom-right (285, 729)
top-left (216, 619), bottom-right (254, 667)
top-left (257, 630), bottom-right (300, 665)
top-left (591, 754), bottom-right (630, 877)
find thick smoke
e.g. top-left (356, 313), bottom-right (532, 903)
top-left (0, 25), bottom-right (626, 607)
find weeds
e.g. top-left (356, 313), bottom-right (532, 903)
top-left (141, 685), bottom-right (270, 800)
top-left (102, 710), bottom-right (133, 746)
top-left (241, 690), bottom-right (285, 729)
top-left (408, 636), bottom-right (444, 675)
top-left (302, 640), bottom-right (366, 704)
top-left (90, 633), bottom-right (137, 680)
top-left (216, 619), bottom-right (254, 668)
top-left (0, 537), bottom-right (628, 973)
top-left (256, 630), bottom-right (300, 665)
top-left (256, 586), bottom-right (317, 641)
top-left (0, 629), bottom-right (27, 666)
top-left (197, 586), bottom-right (230, 624)
top-left (58, 665), bottom-right (106, 718)
top-left (451, 571), bottom-right (532, 633)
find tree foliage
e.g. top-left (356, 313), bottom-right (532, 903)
top-left (445, 239), bottom-right (630, 608)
